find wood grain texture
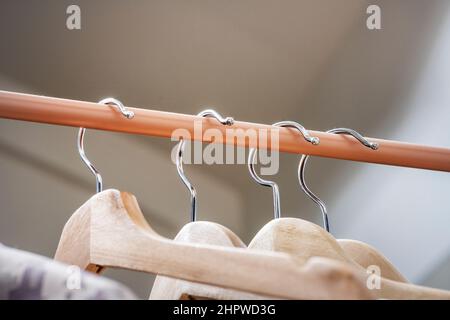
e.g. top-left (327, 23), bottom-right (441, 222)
top-left (247, 218), bottom-right (450, 299)
top-left (150, 221), bottom-right (272, 300)
top-left (150, 220), bottom-right (408, 300)
top-left (54, 189), bottom-right (374, 300)
top-left (338, 239), bottom-right (408, 283)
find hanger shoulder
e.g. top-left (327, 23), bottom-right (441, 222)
top-left (338, 239), bottom-right (408, 283)
top-left (150, 221), bottom-right (239, 300)
top-left (381, 279), bottom-right (450, 299)
top-left (248, 218), bottom-right (354, 265)
top-left (250, 216), bottom-right (409, 284)
top-left (150, 221), bottom-right (270, 300)
top-left (54, 197), bottom-right (96, 272)
top-left (248, 218), bottom-right (450, 299)
top-left (55, 190), bottom-right (373, 299)
top-left (168, 221), bottom-right (246, 248)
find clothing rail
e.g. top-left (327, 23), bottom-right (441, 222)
top-left (0, 90), bottom-right (449, 172)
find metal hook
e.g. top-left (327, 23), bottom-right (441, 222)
top-left (298, 128), bottom-right (378, 233)
top-left (77, 98), bottom-right (134, 193)
top-left (176, 109), bottom-right (234, 222)
top-left (247, 121), bottom-right (320, 220)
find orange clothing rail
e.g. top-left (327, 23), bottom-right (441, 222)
top-left (0, 90), bottom-right (449, 172)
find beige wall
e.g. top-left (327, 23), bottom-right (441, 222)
top-left (1, 0), bottom-right (449, 298)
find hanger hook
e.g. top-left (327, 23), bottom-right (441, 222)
top-left (176, 109), bottom-right (234, 222)
top-left (77, 98), bottom-right (134, 193)
top-left (298, 128), bottom-right (378, 233)
top-left (247, 120), bottom-right (320, 220)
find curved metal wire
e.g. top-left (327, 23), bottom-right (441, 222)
top-left (247, 121), bottom-right (320, 220)
top-left (298, 128), bottom-right (378, 233)
top-left (248, 148), bottom-right (282, 219)
top-left (77, 98), bottom-right (134, 193)
top-left (176, 109), bottom-right (234, 222)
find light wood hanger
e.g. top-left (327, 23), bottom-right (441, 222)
top-left (149, 221), bottom-right (272, 300)
top-left (56, 107), bottom-right (373, 300)
top-left (297, 128), bottom-right (408, 283)
top-left (248, 218), bottom-right (450, 299)
top-left (243, 123), bottom-right (448, 299)
top-left (246, 123), bottom-right (406, 282)
top-left (150, 122), bottom-right (407, 300)
top-left (54, 189), bottom-right (374, 299)
top-left (149, 218), bottom-right (448, 299)
top-left (148, 221), bottom-right (413, 300)
top-left (149, 115), bottom-right (280, 300)
top-left (338, 239), bottom-right (407, 282)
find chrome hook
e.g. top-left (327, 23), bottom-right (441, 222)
top-left (298, 128), bottom-right (378, 233)
top-left (176, 109), bottom-right (234, 222)
top-left (247, 121), bottom-right (320, 220)
top-left (77, 98), bottom-right (134, 193)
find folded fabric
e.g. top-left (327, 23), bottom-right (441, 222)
top-left (0, 243), bottom-right (137, 300)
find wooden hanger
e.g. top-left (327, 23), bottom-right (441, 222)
top-left (149, 221), bottom-right (272, 300)
top-left (54, 189), bottom-right (374, 299)
top-left (297, 127), bottom-right (408, 283)
top-left (148, 215), bottom-right (448, 299)
top-left (147, 222), bottom-right (411, 299)
top-left (248, 217), bottom-right (450, 299)
top-left (61, 107), bottom-right (436, 299)
top-left (246, 123), bottom-right (406, 282)
top-left (338, 239), bottom-right (407, 282)
top-left (241, 124), bottom-right (449, 299)
top-left (149, 117), bottom-right (281, 300)
top-left (57, 109), bottom-right (372, 300)
top-left (149, 123), bottom-right (410, 300)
